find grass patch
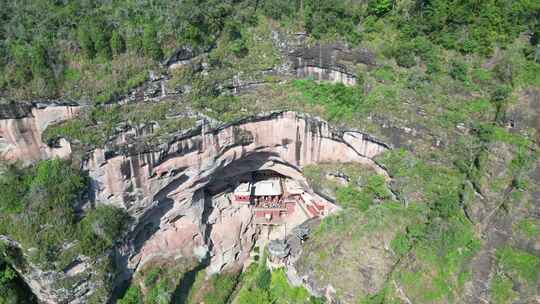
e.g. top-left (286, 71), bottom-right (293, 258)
top-left (490, 274), bottom-right (517, 304)
top-left (292, 79), bottom-right (363, 122)
top-left (515, 219), bottom-right (540, 239)
top-left (495, 247), bottom-right (540, 284)
top-left (233, 250), bottom-right (321, 304)
top-left (393, 216), bottom-right (480, 302)
top-left (299, 158), bottom-right (433, 303)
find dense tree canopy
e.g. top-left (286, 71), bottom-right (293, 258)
top-left (1, 0), bottom-right (537, 100)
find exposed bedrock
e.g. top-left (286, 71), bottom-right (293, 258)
top-left (0, 102), bottom-right (81, 163)
top-left (0, 107), bottom-right (390, 302)
top-left (81, 111), bottom-right (389, 289)
top-left (288, 43), bottom-right (376, 86)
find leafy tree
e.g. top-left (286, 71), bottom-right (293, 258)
top-left (117, 286), bottom-right (142, 304)
top-left (368, 0), bottom-right (394, 17)
top-left (29, 43), bottom-right (50, 79)
top-left (78, 205), bottom-right (129, 257)
top-left (143, 24), bottom-right (162, 60)
top-left (78, 25), bottom-right (95, 59)
top-left (110, 31), bottom-right (125, 56)
top-left (91, 22), bottom-right (111, 60)
top-left (0, 160), bottom-right (121, 269)
top-left (303, 0), bottom-right (361, 44)
top-left (0, 244), bottom-right (37, 304)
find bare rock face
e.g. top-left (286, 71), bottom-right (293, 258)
top-left (289, 43), bottom-right (376, 86)
top-left (0, 108), bottom-right (389, 303)
top-left (0, 102), bottom-right (81, 164)
top-left (84, 111), bottom-right (389, 277)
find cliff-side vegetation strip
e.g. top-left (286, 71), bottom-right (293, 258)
top-left (0, 160), bottom-right (128, 270)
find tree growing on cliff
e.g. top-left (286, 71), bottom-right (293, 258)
top-left (78, 25), bottom-right (96, 59)
top-left (368, 0), bottom-right (394, 16)
top-left (143, 24), bottom-right (162, 60)
top-left (110, 31), bottom-right (125, 57)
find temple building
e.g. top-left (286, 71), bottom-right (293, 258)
top-left (233, 182), bottom-right (252, 203)
top-left (232, 172), bottom-right (332, 225)
top-left (267, 239), bottom-right (290, 268)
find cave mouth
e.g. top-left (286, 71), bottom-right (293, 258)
top-left (204, 160), bottom-right (336, 228)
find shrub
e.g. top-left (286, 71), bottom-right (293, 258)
top-left (293, 79), bottom-right (363, 122)
top-left (515, 219), bottom-right (540, 239)
top-left (496, 247), bottom-right (540, 283)
top-left (449, 59), bottom-right (468, 82)
top-left (144, 268), bottom-right (161, 287)
top-left (261, 0), bottom-right (296, 20)
top-left (146, 279), bottom-right (172, 304)
top-left (490, 274), bottom-right (517, 304)
top-left (256, 267), bottom-right (272, 290)
top-left (395, 50), bottom-right (416, 68)
top-left (91, 22), bottom-right (112, 60)
top-left (203, 273), bottom-right (238, 304)
top-left (236, 287), bottom-right (272, 304)
top-left (78, 205), bottom-right (129, 257)
top-left (117, 286), bottom-right (143, 304)
top-left (336, 186), bottom-right (371, 211)
top-left (368, 0), bottom-right (394, 17)
top-left (365, 174), bottom-right (391, 200)
top-left (390, 232), bottom-right (411, 256)
top-left (110, 31), bottom-right (126, 56)
top-left (0, 165), bottom-right (32, 214)
top-left (78, 25), bottom-right (96, 59)
top-left (143, 24), bottom-right (162, 60)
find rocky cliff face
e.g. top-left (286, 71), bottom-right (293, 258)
top-left (86, 111), bottom-right (389, 271)
top-left (0, 102), bottom-right (81, 164)
top-left (0, 105), bottom-right (390, 303)
top-left (288, 43), bottom-right (376, 86)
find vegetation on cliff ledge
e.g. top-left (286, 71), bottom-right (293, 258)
top-left (0, 160), bottom-right (128, 270)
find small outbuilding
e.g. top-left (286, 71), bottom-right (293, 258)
top-left (233, 182), bottom-right (252, 202)
top-left (268, 239), bottom-right (290, 262)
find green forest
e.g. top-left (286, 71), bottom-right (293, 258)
top-left (1, 0), bottom-right (539, 303)
top-left (1, 0), bottom-right (538, 101)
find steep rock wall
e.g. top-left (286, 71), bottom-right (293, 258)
top-left (84, 111), bottom-right (389, 275)
top-left (0, 107), bottom-right (390, 303)
top-left (0, 102), bottom-right (81, 163)
top-left (288, 43), bottom-right (376, 86)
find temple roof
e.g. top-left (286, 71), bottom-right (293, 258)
top-left (268, 239), bottom-right (290, 258)
top-left (253, 178), bottom-right (282, 196)
top-left (234, 182), bottom-right (252, 195)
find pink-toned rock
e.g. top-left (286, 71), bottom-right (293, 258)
top-left (0, 108), bottom-right (390, 302)
top-left (84, 111), bottom-right (389, 273)
top-left (0, 105), bottom-right (81, 163)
